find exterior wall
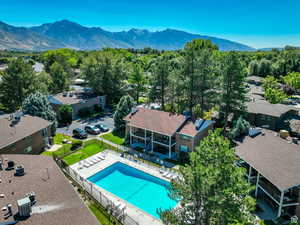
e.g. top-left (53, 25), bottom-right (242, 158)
top-left (247, 113), bottom-right (278, 130)
top-left (0, 126), bottom-right (51, 155)
top-left (72, 96), bottom-right (106, 119)
top-left (175, 133), bottom-right (193, 152)
top-left (51, 95), bottom-right (106, 120)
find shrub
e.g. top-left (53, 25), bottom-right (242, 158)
top-left (59, 105), bottom-right (73, 124)
top-left (94, 104), bottom-right (102, 113)
top-left (264, 88), bottom-right (287, 104)
top-left (283, 72), bottom-right (300, 90)
top-left (229, 116), bottom-right (250, 139)
top-left (78, 107), bottom-right (92, 118)
top-left (71, 140), bottom-right (83, 151)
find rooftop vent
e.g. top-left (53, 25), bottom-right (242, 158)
top-left (25, 192), bottom-right (36, 206)
top-left (15, 165), bottom-right (25, 176)
top-left (17, 197), bottom-right (31, 217)
top-left (10, 111), bottom-right (23, 126)
top-left (183, 110), bottom-right (191, 119)
top-left (131, 108), bottom-right (139, 115)
top-left (292, 137), bottom-right (298, 144)
top-left (6, 160), bottom-right (15, 170)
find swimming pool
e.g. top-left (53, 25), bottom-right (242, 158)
top-left (87, 162), bottom-right (177, 218)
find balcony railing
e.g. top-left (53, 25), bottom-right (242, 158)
top-left (259, 179), bottom-right (298, 205)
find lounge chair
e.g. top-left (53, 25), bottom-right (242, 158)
top-left (83, 161), bottom-right (91, 168)
top-left (166, 173), bottom-right (173, 179)
top-left (78, 162), bottom-right (83, 170)
top-left (171, 174), bottom-right (177, 179)
top-left (159, 168), bottom-right (164, 174)
top-left (162, 171), bottom-right (169, 177)
top-left (99, 155), bottom-right (105, 160)
top-left (87, 159), bottom-right (95, 165)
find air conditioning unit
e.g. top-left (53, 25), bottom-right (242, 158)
top-left (17, 197), bottom-right (31, 217)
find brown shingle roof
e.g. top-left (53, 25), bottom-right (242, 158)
top-left (0, 154), bottom-right (99, 225)
top-left (0, 115), bottom-right (51, 149)
top-left (179, 119), bottom-right (214, 137)
top-left (246, 100), bottom-right (297, 117)
top-left (235, 129), bottom-right (300, 191)
top-left (124, 108), bottom-right (186, 136)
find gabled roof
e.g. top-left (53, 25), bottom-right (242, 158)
top-left (179, 119), bottom-right (214, 137)
top-left (247, 100), bottom-right (297, 117)
top-left (0, 114), bottom-right (51, 149)
top-left (235, 129), bottom-right (300, 191)
top-left (124, 108), bottom-right (187, 136)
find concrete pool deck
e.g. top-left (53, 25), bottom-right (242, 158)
top-left (69, 150), bottom-right (175, 225)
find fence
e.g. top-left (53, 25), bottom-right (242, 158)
top-left (97, 136), bottom-right (175, 168)
top-left (62, 161), bottom-right (139, 225)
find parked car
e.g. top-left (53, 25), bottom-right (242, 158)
top-left (95, 124), bottom-right (109, 132)
top-left (73, 128), bottom-right (88, 139)
top-left (85, 125), bottom-right (101, 134)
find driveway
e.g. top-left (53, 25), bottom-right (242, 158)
top-left (57, 114), bottom-right (114, 138)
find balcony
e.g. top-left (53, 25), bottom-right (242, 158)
top-left (259, 178), bottom-right (299, 205)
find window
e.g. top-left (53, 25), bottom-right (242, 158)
top-left (42, 128), bottom-right (48, 137)
top-left (180, 145), bottom-right (189, 152)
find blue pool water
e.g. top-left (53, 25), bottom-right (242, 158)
top-left (87, 162), bottom-right (177, 218)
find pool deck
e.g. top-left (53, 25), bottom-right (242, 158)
top-left (70, 150), bottom-right (174, 225)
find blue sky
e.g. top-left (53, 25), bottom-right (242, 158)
top-left (1, 0), bottom-right (300, 48)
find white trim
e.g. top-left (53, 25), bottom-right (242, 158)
top-left (277, 191), bottom-right (284, 217)
top-left (282, 202), bottom-right (300, 207)
top-left (129, 124), bottom-right (175, 137)
top-left (257, 184), bottom-right (280, 205)
top-left (255, 173), bottom-right (260, 197)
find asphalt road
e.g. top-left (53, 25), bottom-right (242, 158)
top-left (57, 114), bottom-right (114, 138)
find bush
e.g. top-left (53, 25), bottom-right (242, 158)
top-left (78, 107), bottom-right (92, 118)
top-left (59, 105), bottom-right (73, 124)
top-left (264, 88), bottom-right (287, 104)
top-left (94, 104), bottom-right (102, 113)
top-left (71, 141), bottom-right (83, 151)
top-left (229, 116), bottom-right (250, 139)
top-left (283, 72), bottom-right (300, 90)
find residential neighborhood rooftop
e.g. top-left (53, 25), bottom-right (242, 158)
top-left (48, 89), bottom-right (97, 105)
top-left (246, 100), bottom-right (297, 117)
top-left (178, 119), bottom-right (214, 137)
top-left (0, 154), bottom-right (99, 225)
top-left (235, 129), bottom-right (300, 191)
top-left (0, 114), bottom-right (51, 149)
top-left (124, 107), bottom-right (187, 136)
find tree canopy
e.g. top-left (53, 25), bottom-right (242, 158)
top-left (160, 129), bottom-right (255, 225)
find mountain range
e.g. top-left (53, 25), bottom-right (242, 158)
top-left (0, 20), bottom-right (255, 52)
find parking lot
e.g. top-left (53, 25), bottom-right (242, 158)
top-left (57, 114), bottom-right (114, 138)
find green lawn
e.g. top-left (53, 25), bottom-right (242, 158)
top-left (63, 140), bottom-right (109, 165)
top-left (88, 202), bottom-right (122, 225)
top-left (101, 130), bottom-right (125, 145)
top-left (53, 133), bottom-right (73, 144)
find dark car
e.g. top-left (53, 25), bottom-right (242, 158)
top-left (73, 128), bottom-right (88, 139)
top-left (85, 125), bottom-right (101, 134)
top-left (95, 124), bottom-right (109, 132)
